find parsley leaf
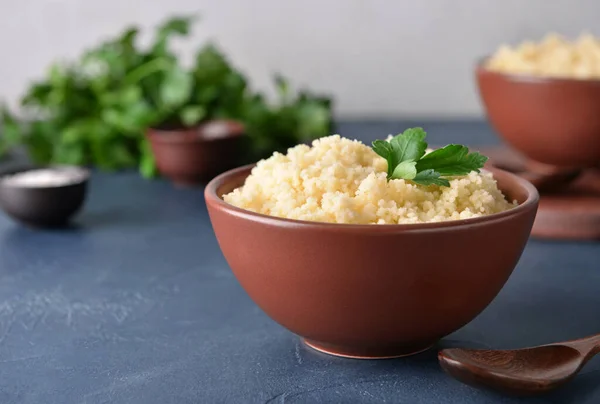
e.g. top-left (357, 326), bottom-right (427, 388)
top-left (371, 127), bottom-right (428, 179)
top-left (412, 169), bottom-right (450, 187)
top-left (416, 144), bottom-right (488, 176)
top-left (392, 160), bottom-right (417, 180)
top-left (371, 139), bottom-right (396, 178)
top-left (371, 127), bottom-right (488, 187)
top-left (390, 127), bottom-right (427, 165)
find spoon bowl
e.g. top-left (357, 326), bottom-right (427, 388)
top-left (439, 333), bottom-right (600, 396)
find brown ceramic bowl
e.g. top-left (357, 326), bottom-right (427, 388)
top-left (147, 120), bottom-right (246, 186)
top-left (205, 165), bottom-right (539, 359)
top-left (476, 64), bottom-right (600, 168)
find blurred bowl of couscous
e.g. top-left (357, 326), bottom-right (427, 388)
top-left (476, 33), bottom-right (600, 168)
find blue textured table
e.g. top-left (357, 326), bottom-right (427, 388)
top-left (0, 121), bottom-right (598, 404)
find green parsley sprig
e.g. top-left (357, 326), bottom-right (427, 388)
top-left (371, 127), bottom-right (488, 187)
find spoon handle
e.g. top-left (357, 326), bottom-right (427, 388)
top-left (563, 333), bottom-right (600, 360)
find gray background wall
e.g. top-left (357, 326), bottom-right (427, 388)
top-left (0, 0), bottom-right (597, 118)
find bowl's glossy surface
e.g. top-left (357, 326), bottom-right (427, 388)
top-left (476, 65), bottom-right (600, 168)
top-left (147, 120), bottom-right (246, 186)
top-left (205, 165), bottom-right (539, 359)
top-left (0, 165), bottom-right (89, 227)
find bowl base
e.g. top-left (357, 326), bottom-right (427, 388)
top-left (481, 146), bottom-right (600, 240)
top-left (303, 339), bottom-right (434, 359)
top-left (533, 170), bottom-right (600, 240)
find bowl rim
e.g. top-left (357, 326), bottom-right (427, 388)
top-left (0, 164), bottom-right (90, 190)
top-left (475, 57), bottom-right (600, 85)
top-left (205, 163), bottom-right (540, 232)
top-left (146, 119), bottom-right (245, 144)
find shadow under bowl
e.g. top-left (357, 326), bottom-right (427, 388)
top-left (205, 165), bottom-right (539, 359)
top-left (476, 63), bottom-right (600, 168)
top-left (147, 119), bottom-right (247, 187)
top-left (0, 165), bottom-right (89, 228)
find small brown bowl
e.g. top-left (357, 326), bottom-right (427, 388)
top-left (147, 119), bottom-right (246, 187)
top-left (476, 64), bottom-right (600, 168)
top-left (205, 165), bottom-right (539, 359)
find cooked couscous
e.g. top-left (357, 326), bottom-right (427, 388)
top-left (223, 135), bottom-right (516, 224)
top-left (486, 33), bottom-right (600, 79)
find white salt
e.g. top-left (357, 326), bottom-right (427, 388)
top-left (1, 167), bottom-right (88, 188)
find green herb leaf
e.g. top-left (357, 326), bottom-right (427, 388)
top-left (416, 144), bottom-right (488, 176)
top-left (371, 127), bottom-right (488, 187)
top-left (371, 139), bottom-right (393, 158)
top-left (159, 66), bottom-right (192, 108)
top-left (25, 121), bottom-right (55, 164)
top-left (391, 160), bottom-right (417, 180)
top-left (53, 143), bottom-right (86, 165)
top-left (61, 120), bottom-right (92, 144)
top-left (274, 74), bottom-right (289, 101)
top-left (373, 127), bottom-right (428, 179)
top-left (296, 102), bottom-right (330, 141)
top-left (0, 106), bottom-right (22, 157)
top-left (152, 16), bottom-right (197, 55)
top-left (412, 169), bottom-right (450, 187)
top-left (139, 139), bottom-right (157, 178)
top-left (0, 106), bottom-right (22, 144)
top-left (119, 27), bottom-right (138, 51)
top-left (179, 105), bottom-right (206, 126)
top-left (389, 127), bottom-right (427, 164)
top-left (371, 140), bottom-right (395, 178)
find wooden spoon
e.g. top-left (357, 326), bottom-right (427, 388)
top-left (438, 334), bottom-right (600, 396)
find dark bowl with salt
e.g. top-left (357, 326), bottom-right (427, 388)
top-left (0, 165), bottom-right (89, 227)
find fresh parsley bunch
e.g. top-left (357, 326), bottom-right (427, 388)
top-left (372, 128), bottom-right (488, 187)
top-left (0, 15), bottom-right (333, 177)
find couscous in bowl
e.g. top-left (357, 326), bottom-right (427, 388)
top-left (205, 138), bottom-right (538, 359)
top-left (477, 33), bottom-right (600, 168)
